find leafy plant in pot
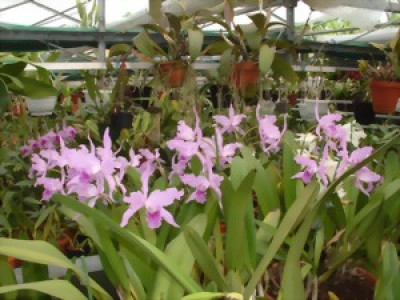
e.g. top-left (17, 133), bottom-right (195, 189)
top-left (298, 75), bottom-right (331, 121)
top-left (0, 54), bottom-right (58, 116)
top-left (359, 30), bottom-right (400, 114)
top-left (202, 4), bottom-right (297, 99)
top-left (132, 12), bottom-right (205, 88)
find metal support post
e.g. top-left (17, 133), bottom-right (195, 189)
top-left (98, 0), bottom-right (106, 62)
top-left (285, 0), bottom-right (297, 41)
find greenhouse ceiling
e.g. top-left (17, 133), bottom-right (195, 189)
top-left (0, 0), bottom-right (399, 62)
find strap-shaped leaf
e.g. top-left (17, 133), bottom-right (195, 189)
top-left (259, 44), bottom-right (276, 74)
top-left (184, 227), bottom-right (227, 291)
top-left (54, 194), bottom-right (202, 294)
top-left (188, 28), bottom-right (204, 60)
top-left (0, 280), bottom-right (87, 300)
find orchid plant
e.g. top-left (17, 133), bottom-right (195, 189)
top-left (1, 103), bottom-right (400, 300)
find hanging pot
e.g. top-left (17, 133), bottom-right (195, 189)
top-left (353, 101), bottom-right (375, 125)
top-left (230, 61), bottom-right (259, 97)
top-left (370, 80), bottom-right (400, 114)
top-left (11, 101), bottom-right (25, 117)
top-left (25, 96), bottom-right (57, 116)
top-left (288, 92), bottom-right (298, 106)
top-left (159, 61), bottom-right (187, 88)
top-left (298, 100), bottom-right (329, 121)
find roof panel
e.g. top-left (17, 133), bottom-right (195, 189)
top-left (0, 3), bottom-right (54, 26)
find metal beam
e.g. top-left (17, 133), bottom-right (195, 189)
top-left (32, 1), bottom-right (89, 26)
top-left (98, 0), bottom-right (106, 62)
top-left (0, 0), bottom-right (30, 13)
top-left (29, 0), bottom-right (81, 24)
top-left (284, 0), bottom-right (297, 41)
top-left (0, 29), bottom-right (138, 43)
top-left (23, 61), bottom-right (359, 73)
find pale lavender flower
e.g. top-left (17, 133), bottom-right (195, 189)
top-left (292, 155), bottom-right (318, 184)
top-left (59, 126), bottom-right (77, 140)
top-left (181, 171), bottom-right (224, 203)
top-left (20, 145), bottom-right (32, 157)
top-left (256, 105), bottom-right (287, 154)
top-left (121, 163), bottom-right (183, 229)
top-left (29, 139), bottom-right (40, 152)
top-left (35, 177), bottom-right (64, 201)
top-left (202, 128), bottom-right (242, 167)
top-left (213, 104), bottom-right (246, 135)
top-left (30, 154), bottom-right (48, 178)
top-left (354, 167), bottom-right (382, 195)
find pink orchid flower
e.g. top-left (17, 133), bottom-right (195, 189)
top-left (181, 171), bottom-right (224, 204)
top-left (213, 104), bottom-right (246, 135)
top-left (167, 110), bottom-right (204, 161)
top-left (121, 163), bottom-right (183, 229)
top-left (256, 105), bottom-right (287, 155)
top-left (292, 155), bottom-right (319, 184)
top-left (202, 128), bottom-right (242, 167)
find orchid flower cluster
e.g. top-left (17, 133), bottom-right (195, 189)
top-left (26, 105), bottom-right (287, 229)
top-left (20, 126), bottom-right (77, 158)
top-left (293, 108), bottom-right (381, 195)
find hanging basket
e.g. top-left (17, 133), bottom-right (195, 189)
top-left (370, 80), bottom-right (400, 114)
top-left (159, 61), bottom-right (187, 88)
top-left (230, 61), bottom-right (260, 97)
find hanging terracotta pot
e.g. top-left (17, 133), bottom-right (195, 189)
top-left (288, 92), bottom-right (298, 106)
top-left (370, 80), bottom-right (400, 114)
top-left (230, 61), bottom-right (259, 96)
top-left (159, 61), bottom-right (187, 88)
top-left (11, 101), bottom-right (25, 117)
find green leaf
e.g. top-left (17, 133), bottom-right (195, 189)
top-left (108, 44), bottom-right (131, 58)
top-left (248, 13), bottom-right (266, 30)
top-left (244, 31), bottom-right (262, 52)
top-left (181, 292), bottom-right (225, 300)
top-left (282, 131), bottom-right (299, 211)
top-left (83, 71), bottom-right (97, 101)
top-left (0, 238), bottom-right (113, 300)
top-left (0, 73), bottom-right (23, 89)
top-left (188, 28), bottom-right (204, 60)
top-left (120, 252), bottom-right (147, 300)
top-left (133, 31), bottom-right (159, 59)
top-left (149, 0), bottom-right (163, 24)
top-left (11, 77), bottom-right (57, 99)
top-left (259, 44), bottom-right (276, 74)
top-left (253, 163), bottom-right (280, 215)
top-left (281, 207), bottom-right (319, 300)
top-left (0, 256), bottom-right (17, 300)
top-left (375, 243), bottom-right (400, 300)
top-left (0, 61), bottom-right (26, 77)
top-left (244, 181), bottom-right (320, 299)
top-left (77, 0), bottom-right (88, 27)
top-left (150, 214), bottom-right (207, 300)
top-left (271, 53), bottom-right (298, 84)
top-left (222, 171), bottom-right (256, 270)
top-left (184, 227), bottom-right (227, 291)
top-left (21, 262), bottom-right (50, 300)
top-left (0, 280), bottom-right (88, 300)
top-left (54, 195), bottom-right (202, 295)
top-left (218, 48), bottom-right (233, 78)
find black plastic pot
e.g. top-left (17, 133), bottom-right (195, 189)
top-left (110, 111), bottom-right (133, 141)
top-left (353, 101), bottom-right (375, 125)
top-left (209, 85), bottom-right (231, 108)
top-left (130, 86), bottom-right (152, 109)
top-left (275, 101), bottom-right (289, 114)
